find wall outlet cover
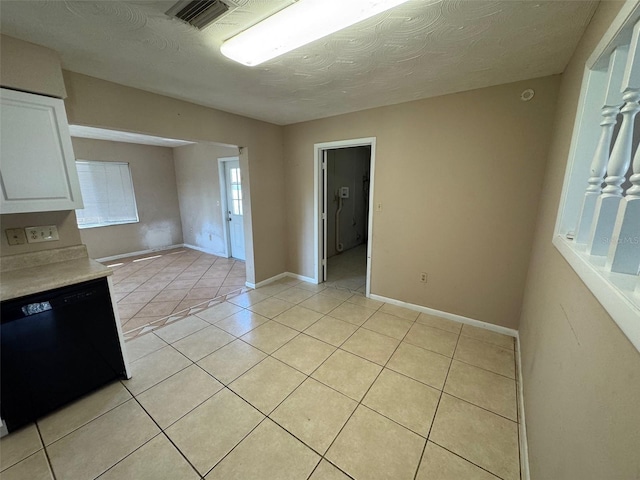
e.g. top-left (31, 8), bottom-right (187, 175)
top-left (5, 228), bottom-right (27, 245)
top-left (25, 225), bottom-right (59, 243)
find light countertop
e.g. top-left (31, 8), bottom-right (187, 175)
top-left (1, 245), bottom-right (112, 301)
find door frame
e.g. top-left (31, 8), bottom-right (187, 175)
top-left (218, 156), bottom-right (240, 259)
top-left (313, 137), bottom-right (376, 296)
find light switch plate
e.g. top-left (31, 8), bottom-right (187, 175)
top-left (5, 228), bottom-right (27, 245)
top-left (25, 225), bottom-right (59, 243)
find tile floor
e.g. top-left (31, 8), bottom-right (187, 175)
top-left (0, 277), bottom-right (522, 480)
top-left (105, 248), bottom-right (246, 335)
top-left (326, 244), bottom-right (367, 292)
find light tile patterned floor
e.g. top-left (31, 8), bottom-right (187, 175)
top-left (0, 277), bottom-right (521, 480)
top-left (326, 244), bottom-right (367, 292)
top-left (104, 248), bottom-right (246, 335)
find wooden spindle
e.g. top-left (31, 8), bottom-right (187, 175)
top-left (588, 90), bottom-right (640, 255)
top-left (575, 47), bottom-right (628, 244)
top-left (607, 20), bottom-right (640, 274)
top-left (607, 122), bottom-right (640, 274)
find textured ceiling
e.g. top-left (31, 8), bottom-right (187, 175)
top-left (0, 0), bottom-right (598, 125)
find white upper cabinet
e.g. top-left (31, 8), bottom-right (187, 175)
top-left (0, 88), bottom-right (83, 213)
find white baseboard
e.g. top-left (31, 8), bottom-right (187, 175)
top-left (516, 335), bottom-right (530, 480)
top-left (369, 292), bottom-right (529, 476)
top-left (182, 243), bottom-right (228, 258)
top-left (96, 244), bottom-right (185, 263)
top-left (245, 272), bottom-right (289, 289)
top-left (285, 272), bottom-right (318, 284)
top-left (246, 272), bottom-right (318, 289)
top-left (368, 293), bottom-right (519, 337)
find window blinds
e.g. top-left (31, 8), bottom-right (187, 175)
top-left (75, 161), bottom-right (139, 228)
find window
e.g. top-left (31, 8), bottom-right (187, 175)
top-left (555, 2), bottom-right (640, 351)
top-left (229, 166), bottom-right (243, 215)
top-left (75, 161), bottom-right (139, 229)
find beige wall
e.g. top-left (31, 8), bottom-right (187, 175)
top-left (0, 34), bottom-right (66, 98)
top-left (62, 71), bottom-right (286, 284)
top-left (173, 142), bottom-right (238, 256)
top-left (0, 211), bottom-right (82, 256)
top-left (0, 35), bottom-right (81, 257)
top-left (519, 2), bottom-right (640, 479)
top-left (72, 138), bottom-right (183, 259)
top-left (284, 76), bottom-right (560, 329)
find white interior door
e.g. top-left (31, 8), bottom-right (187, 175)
top-left (225, 160), bottom-right (245, 260)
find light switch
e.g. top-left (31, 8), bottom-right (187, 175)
top-left (25, 225), bottom-right (59, 243)
top-left (5, 228), bottom-right (27, 245)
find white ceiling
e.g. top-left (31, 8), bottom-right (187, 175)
top-left (0, 0), bottom-right (598, 125)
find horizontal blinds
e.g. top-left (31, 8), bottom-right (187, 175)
top-left (75, 161), bottom-right (139, 228)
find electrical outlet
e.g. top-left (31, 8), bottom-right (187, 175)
top-left (5, 228), bottom-right (27, 245)
top-left (25, 225), bottom-right (59, 243)
top-left (420, 272), bottom-right (428, 283)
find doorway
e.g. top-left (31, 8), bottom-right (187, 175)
top-left (314, 138), bottom-right (376, 295)
top-left (219, 157), bottom-right (245, 261)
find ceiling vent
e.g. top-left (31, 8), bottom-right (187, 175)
top-left (166, 0), bottom-right (230, 30)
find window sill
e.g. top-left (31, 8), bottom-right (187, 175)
top-left (78, 220), bottom-right (139, 230)
top-left (553, 235), bottom-right (640, 351)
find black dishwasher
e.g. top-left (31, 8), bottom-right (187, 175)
top-left (1, 278), bottom-right (127, 432)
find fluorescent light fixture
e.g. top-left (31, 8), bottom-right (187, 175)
top-left (220, 0), bottom-right (411, 66)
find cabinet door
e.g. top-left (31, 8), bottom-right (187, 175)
top-left (0, 88), bottom-right (83, 213)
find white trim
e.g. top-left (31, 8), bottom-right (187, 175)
top-left (0, 419), bottom-right (8, 438)
top-left (553, 236), bottom-right (640, 351)
top-left (246, 271), bottom-right (317, 289)
top-left (245, 272), bottom-right (289, 289)
top-left (314, 137), bottom-right (376, 297)
top-left (287, 272), bottom-right (317, 284)
top-left (553, 0), bottom-right (640, 352)
top-left (95, 244), bottom-right (185, 263)
top-left (369, 293), bottom-right (519, 337)
top-left (587, 1), bottom-right (640, 70)
top-left (516, 335), bottom-right (530, 480)
top-left (553, 67), bottom-right (603, 238)
top-left (182, 243), bottom-right (227, 258)
top-left (365, 141), bottom-right (377, 298)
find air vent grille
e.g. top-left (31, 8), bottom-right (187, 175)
top-left (166, 0), bottom-right (229, 30)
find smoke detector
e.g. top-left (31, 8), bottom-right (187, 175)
top-left (166, 0), bottom-right (231, 30)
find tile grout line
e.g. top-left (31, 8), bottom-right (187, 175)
top-left (429, 440), bottom-right (508, 480)
top-left (37, 390), bottom-right (137, 452)
top-left (116, 249), bottom-right (247, 337)
top-left (313, 305), bottom-right (422, 475)
top-left (411, 327), bottom-right (461, 480)
top-left (109, 395), bottom-right (203, 480)
top-left (199, 398), bottom-right (273, 478)
top-left (182, 288), bottom-right (369, 477)
top-left (35, 422), bottom-right (58, 480)
top-left (41, 294), bottom-right (323, 477)
top-left (205, 289), bottom-right (495, 452)
top-left (116, 276), bottom-right (518, 478)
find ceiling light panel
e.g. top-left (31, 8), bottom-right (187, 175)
top-left (220, 0), bottom-right (411, 66)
